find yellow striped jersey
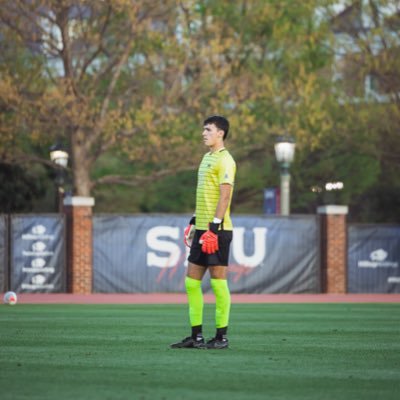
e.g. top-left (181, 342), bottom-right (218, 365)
top-left (195, 148), bottom-right (236, 230)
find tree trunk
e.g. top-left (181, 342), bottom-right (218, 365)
top-left (73, 161), bottom-right (92, 196)
top-left (71, 132), bottom-right (92, 197)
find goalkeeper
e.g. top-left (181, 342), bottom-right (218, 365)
top-left (171, 115), bottom-right (236, 350)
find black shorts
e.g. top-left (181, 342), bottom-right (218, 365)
top-left (188, 229), bottom-right (233, 267)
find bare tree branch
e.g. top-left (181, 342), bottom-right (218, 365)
top-left (78, 4), bottom-right (113, 82)
top-left (93, 165), bottom-right (197, 188)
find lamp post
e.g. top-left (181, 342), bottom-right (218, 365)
top-left (49, 143), bottom-right (69, 212)
top-left (274, 135), bottom-right (296, 216)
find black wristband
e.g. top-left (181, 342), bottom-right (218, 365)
top-left (189, 216), bottom-right (196, 225)
top-left (209, 222), bottom-right (219, 234)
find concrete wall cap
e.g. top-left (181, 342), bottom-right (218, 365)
top-left (63, 196), bottom-right (95, 207)
top-left (317, 205), bottom-right (348, 215)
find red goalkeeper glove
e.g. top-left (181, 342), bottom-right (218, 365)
top-left (184, 216), bottom-right (196, 248)
top-left (199, 222), bottom-right (219, 254)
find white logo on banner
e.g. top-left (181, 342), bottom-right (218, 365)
top-left (31, 258), bottom-right (46, 268)
top-left (32, 241), bottom-right (46, 252)
top-left (370, 249), bottom-right (388, 262)
top-left (32, 225), bottom-right (46, 235)
top-left (21, 273), bottom-right (55, 290)
top-left (22, 256), bottom-right (55, 273)
top-left (32, 274), bottom-right (46, 285)
top-left (232, 227), bottom-right (267, 268)
top-left (22, 225), bottom-right (54, 240)
top-left (358, 248), bottom-right (399, 268)
top-left (146, 226), bottom-right (181, 268)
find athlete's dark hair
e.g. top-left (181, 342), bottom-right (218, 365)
top-left (204, 115), bottom-right (230, 140)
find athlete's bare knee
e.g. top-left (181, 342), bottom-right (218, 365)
top-left (187, 263), bottom-right (207, 280)
top-left (209, 266), bottom-right (227, 279)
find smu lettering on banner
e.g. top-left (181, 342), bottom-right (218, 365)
top-left (93, 215), bottom-right (319, 294)
top-left (146, 226), bottom-right (268, 269)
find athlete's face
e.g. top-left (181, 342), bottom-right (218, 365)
top-left (202, 123), bottom-right (224, 149)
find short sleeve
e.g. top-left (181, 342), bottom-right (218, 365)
top-left (217, 155), bottom-right (236, 186)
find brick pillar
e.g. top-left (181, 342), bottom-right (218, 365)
top-left (317, 205), bottom-right (348, 294)
top-left (63, 196), bottom-right (95, 294)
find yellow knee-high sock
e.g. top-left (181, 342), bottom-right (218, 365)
top-left (211, 278), bottom-right (231, 328)
top-left (185, 277), bottom-right (203, 327)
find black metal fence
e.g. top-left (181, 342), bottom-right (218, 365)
top-left (1, 214), bottom-right (400, 294)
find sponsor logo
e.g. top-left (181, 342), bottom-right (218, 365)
top-left (21, 274), bottom-right (55, 290)
top-left (22, 225), bottom-right (55, 240)
top-left (358, 248), bottom-right (399, 268)
top-left (370, 249), bottom-right (387, 261)
top-left (32, 274), bottom-right (46, 285)
top-left (18, 220), bottom-right (60, 291)
top-left (22, 257), bottom-right (55, 273)
top-left (388, 277), bottom-right (400, 283)
top-left (31, 258), bottom-right (46, 268)
top-left (32, 225), bottom-right (46, 235)
top-left (22, 240), bottom-right (54, 256)
top-left (32, 241), bottom-right (46, 252)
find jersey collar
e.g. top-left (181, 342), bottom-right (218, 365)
top-left (209, 147), bottom-right (226, 155)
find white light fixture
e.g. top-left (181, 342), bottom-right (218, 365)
top-left (50, 144), bottom-right (69, 168)
top-left (274, 136), bottom-right (296, 165)
top-left (325, 181), bottom-right (344, 191)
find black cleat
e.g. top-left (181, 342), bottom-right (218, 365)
top-left (170, 335), bottom-right (204, 349)
top-left (204, 336), bottom-right (229, 349)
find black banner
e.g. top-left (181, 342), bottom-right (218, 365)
top-left (10, 215), bottom-right (66, 293)
top-left (348, 224), bottom-right (400, 293)
top-left (0, 215), bottom-right (7, 292)
top-left (93, 214), bottom-right (320, 294)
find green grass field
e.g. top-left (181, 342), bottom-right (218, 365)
top-left (1, 303), bottom-right (399, 400)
